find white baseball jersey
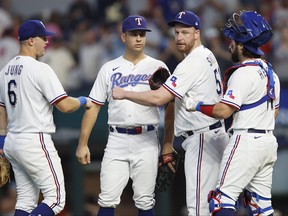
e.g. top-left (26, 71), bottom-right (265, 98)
top-left (164, 45), bottom-right (229, 216)
top-left (215, 59), bottom-right (280, 215)
top-left (221, 59), bottom-right (280, 130)
top-left (0, 55), bottom-right (68, 215)
top-left (163, 45), bottom-right (223, 136)
top-left (89, 55), bottom-right (170, 210)
top-left (0, 56), bottom-right (67, 133)
top-left (89, 55), bottom-right (168, 126)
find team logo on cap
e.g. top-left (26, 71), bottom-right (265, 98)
top-left (135, 17), bottom-right (143, 26)
top-left (178, 12), bottom-right (185, 19)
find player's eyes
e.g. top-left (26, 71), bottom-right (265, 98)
top-left (130, 32), bottom-right (146, 37)
top-left (39, 36), bottom-right (47, 42)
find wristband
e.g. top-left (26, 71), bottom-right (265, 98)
top-left (78, 96), bottom-right (87, 106)
top-left (196, 101), bottom-right (203, 111)
top-left (0, 135), bottom-right (6, 149)
top-left (199, 105), bottom-right (215, 117)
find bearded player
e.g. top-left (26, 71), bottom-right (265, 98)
top-left (113, 11), bottom-right (229, 216)
top-left (185, 11), bottom-right (280, 216)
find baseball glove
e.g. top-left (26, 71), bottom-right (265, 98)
top-left (149, 67), bottom-right (170, 90)
top-left (156, 151), bottom-right (181, 192)
top-left (0, 155), bottom-right (10, 188)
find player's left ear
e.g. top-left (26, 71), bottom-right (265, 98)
top-left (121, 33), bottom-right (126, 43)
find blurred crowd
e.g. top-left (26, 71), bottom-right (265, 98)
top-left (1, 0), bottom-right (288, 215)
top-left (1, 0), bottom-right (288, 94)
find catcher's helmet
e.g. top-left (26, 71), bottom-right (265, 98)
top-left (223, 11), bottom-right (272, 55)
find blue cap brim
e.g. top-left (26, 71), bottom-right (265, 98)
top-left (168, 20), bottom-right (200, 30)
top-left (40, 31), bottom-right (55, 37)
top-left (124, 28), bottom-right (151, 32)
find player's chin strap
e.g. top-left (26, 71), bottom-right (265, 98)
top-left (207, 189), bottom-right (238, 216)
top-left (243, 190), bottom-right (273, 216)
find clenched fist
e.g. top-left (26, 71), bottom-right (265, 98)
top-left (112, 86), bottom-right (125, 100)
top-left (184, 97), bottom-right (202, 111)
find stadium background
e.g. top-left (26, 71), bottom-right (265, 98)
top-left (0, 0), bottom-right (287, 215)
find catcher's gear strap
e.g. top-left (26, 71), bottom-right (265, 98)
top-left (208, 189), bottom-right (237, 216)
top-left (0, 135), bottom-right (5, 149)
top-left (223, 60), bottom-right (275, 111)
top-left (243, 190), bottom-right (273, 216)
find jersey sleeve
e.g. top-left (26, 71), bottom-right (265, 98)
top-left (36, 63), bottom-right (67, 104)
top-left (221, 68), bottom-right (253, 109)
top-left (163, 59), bottom-right (201, 99)
top-left (89, 64), bottom-right (108, 106)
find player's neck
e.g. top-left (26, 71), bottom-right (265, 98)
top-left (240, 56), bottom-right (257, 63)
top-left (19, 47), bottom-right (36, 59)
top-left (184, 41), bottom-right (202, 57)
top-left (123, 52), bottom-right (146, 65)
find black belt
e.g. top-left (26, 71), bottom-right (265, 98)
top-left (109, 125), bottom-right (155, 135)
top-left (181, 120), bottom-right (222, 140)
top-left (230, 128), bottom-right (269, 135)
top-left (247, 129), bottom-right (267, 133)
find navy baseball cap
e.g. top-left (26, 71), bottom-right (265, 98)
top-left (122, 15), bottom-right (151, 33)
top-left (18, 20), bottom-right (55, 41)
top-left (168, 11), bottom-right (201, 30)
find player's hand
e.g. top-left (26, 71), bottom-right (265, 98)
top-left (160, 145), bottom-right (176, 172)
top-left (76, 145), bottom-right (91, 164)
top-left (112, 86), bottom-right (125, 100)
top-left (84, 97), bottom-right (92, 110)
top-left (184, 96), bottom-right (201, 112)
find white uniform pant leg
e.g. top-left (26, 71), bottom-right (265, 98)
top-left (98, 130), bottom-right (159, 210)
top-left (98, 156), bottom-right (130, 208)
top-left (130, 144), bottom-right (158, 210)
top-left (217, 133), bottom-right (278, 215)
top-left (4, 133), bottom-right (65, 215)
top-left (182, 128), bottom-right (228, 216)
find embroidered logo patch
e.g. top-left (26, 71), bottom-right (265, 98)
top-left (227, 90), bottom-right (235, 99)
top-left (170, 76), bottom-right (177, 87)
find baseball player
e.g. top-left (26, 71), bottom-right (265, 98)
top-left (75, 15), bottom-right (174, 216)
top-left (184, 11), bottom-right (280, 216)
top-left (0, 20), bottom-right (92, 216)
top-left (112, 11), bottom-right (229, 216)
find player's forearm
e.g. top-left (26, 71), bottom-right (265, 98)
top-left (78, 104), bottom-right (100, 146)
top-left (162, 101), bottom-right (175, 154)
top-left (199, 102), bottom-right (235, 119)
top-left (123, 87), bottom-right (172, 107)
top-left (123, 90), bottom-right (162, 106)
top-left (55, 97), bottom-right (88, 113)
top-left (0, 106), bottom-right (8, 136)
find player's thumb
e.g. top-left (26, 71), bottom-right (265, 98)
top-left (87, 154), bottom-right (91, 164)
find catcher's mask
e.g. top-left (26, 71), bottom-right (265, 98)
top-left (223, 11), bottom-right (273, 55)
